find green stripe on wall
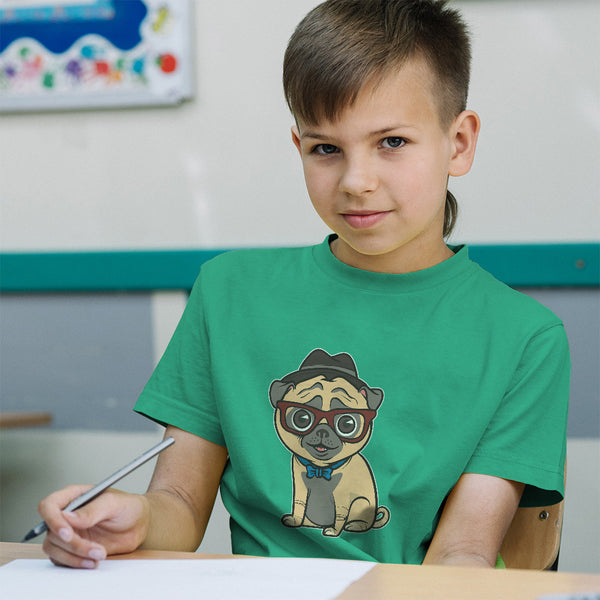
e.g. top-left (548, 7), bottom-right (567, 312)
top-left (0, 249), bottom-right (224, 293)
top-left (468, 244), bottom-right (599, 288)
top-left (0, 244), bottom-right (598, 292)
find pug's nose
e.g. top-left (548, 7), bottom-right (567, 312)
top-left (315, 426), bottom-right (330, 439)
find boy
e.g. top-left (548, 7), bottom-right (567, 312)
top-left (39, 0), bottom-right (569, 570)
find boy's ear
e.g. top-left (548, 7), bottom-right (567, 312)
top-left (291, 125), bottom-right (303, 156)
top-left (448, 110), bottom-right (480, 177)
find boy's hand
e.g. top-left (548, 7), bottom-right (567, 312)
top-left (39, 485), bottom-right (149, 569)
top-left (38, 426), bottom-right (227, 568)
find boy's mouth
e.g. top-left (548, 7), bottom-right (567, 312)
top-left (342, 211), bottom-right (389, 229)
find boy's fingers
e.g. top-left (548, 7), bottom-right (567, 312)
top-left (44, 516), bottom-right (107, 559)
top-left (62, 506), bottom-right (99, 529)
top-left (38, 484), bottom-right (93, 540)
top-left (38, 484), bottom-right (111, 569)
top-left (40, 487), bottom-right (146, 566)
top-left (42, 533), bottom-right (104, 570)
top-left (61, 491), bottom-right (119, 528)
top-left (39, 484), bottom-right (94, 514)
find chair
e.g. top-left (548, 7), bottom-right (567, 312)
top-left (500, 462), bottom-right (566, 570)
top-left (500, 499), bottom-right (564, 570)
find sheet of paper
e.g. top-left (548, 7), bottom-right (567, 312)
top-left (0, 557), bottom-right (375, 600)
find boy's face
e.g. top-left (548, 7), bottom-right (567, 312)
top-left (292, 58), bottom-right (478, 274)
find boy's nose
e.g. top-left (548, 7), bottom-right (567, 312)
top-left (338, 157), bottom-right (379, 197)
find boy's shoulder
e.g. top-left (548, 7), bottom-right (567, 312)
top-left (197, 244), bottom-right (316, 288)
top-left (468, 257), bottom-right (563, 330)
top-left (204, 244), bottom-right (310, 271)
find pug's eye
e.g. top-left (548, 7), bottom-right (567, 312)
top-left (334, 414), bottom-right (362, 438)
top-left (287, 408), bottom-right (315, 433)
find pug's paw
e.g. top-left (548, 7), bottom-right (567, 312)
top-left (322, 527), bottom-right (341, 537)
top-left (281, 514), bottom-right (303, 528)
top-left (344, 520), bottom-right (369, 532)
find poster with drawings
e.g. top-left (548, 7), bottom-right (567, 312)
top-left (0, 0), bottom-right (193, 111)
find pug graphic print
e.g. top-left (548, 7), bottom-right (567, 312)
top-left (269, 349), bottom-right (391, 537)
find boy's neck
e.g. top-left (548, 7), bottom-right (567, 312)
top-left (329, 236), bottom-right (455, 274)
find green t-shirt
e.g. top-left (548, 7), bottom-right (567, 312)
top-left (135, 236), bottom-right (569, 564)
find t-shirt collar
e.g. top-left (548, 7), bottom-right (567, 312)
top-left (311, 234), bottom-right (473, 293)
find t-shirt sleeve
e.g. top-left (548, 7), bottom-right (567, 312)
top-left (465, 323), bottom-right (570, 507)
top-left (134, 272), bottom-right (226, 447)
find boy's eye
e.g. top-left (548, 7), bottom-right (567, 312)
top-left (313, 143), bottom-right (339, 155)
top-left (381, 137), bottom-right (406, 149)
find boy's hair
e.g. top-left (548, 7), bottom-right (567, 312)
top-left (283, 0), bottom-right (472, 237)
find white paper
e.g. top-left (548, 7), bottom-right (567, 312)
top-left (0, 557), bottom-right (375, 600)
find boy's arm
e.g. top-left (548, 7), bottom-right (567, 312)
top-left (141, 425), bottom-right (228, 550)
top-left (40, 426), bottom-right (227, 568)
top-left (422, 473), bottom-right (524, 568)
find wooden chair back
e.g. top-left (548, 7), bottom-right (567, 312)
top-left (500, 499), bottom-right (565, 569)
top-left (501, 461), bottom-right (567, 570)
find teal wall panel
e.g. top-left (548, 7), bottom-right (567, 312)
top-left (1, 244), bottom-right (598, 292)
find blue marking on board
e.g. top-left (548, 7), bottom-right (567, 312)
top-left (0, 1), bottom-right (114, 24)
top-left (0, 1), bottom-right (148, 54)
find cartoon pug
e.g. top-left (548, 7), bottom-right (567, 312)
top-left (269, 349), bottom-right (390, 537)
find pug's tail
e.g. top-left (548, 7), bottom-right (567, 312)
top-left (372, 506), bottom-right (391, 528)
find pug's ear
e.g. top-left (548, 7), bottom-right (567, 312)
top-left (269, 380), bottom-right (294, 407)
top-left (360, 387), bottom-right (384, 411)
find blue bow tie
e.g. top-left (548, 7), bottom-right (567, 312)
top-left (296, 456), bottom-right (348, 480)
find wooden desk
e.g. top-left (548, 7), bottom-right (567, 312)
top-left (1, 542), bottom-right (599, 599)
top-left (0, 411), bottom-right (52, 429)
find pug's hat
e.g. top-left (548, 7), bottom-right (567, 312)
top-left (272, 349), bottom-right (384, 409)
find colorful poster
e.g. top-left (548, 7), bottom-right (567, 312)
top-left (0, 0), bottom-right (193, 111)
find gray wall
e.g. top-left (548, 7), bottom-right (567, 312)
top-left (0, 293), bottom-right (155, 431)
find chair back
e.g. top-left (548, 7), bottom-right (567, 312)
top-left (501, 463), bottom-right (566, 571)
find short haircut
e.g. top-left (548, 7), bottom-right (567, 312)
top-left (283, 0), bottom-right (473, 237)
top-left (283, 0), bottom-right (471, 128)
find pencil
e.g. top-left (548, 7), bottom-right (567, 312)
top-left (20, 436), bottom-right (175, 542)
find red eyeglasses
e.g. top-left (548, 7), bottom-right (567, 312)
top-left (277, 401), bottom-right (377, 443)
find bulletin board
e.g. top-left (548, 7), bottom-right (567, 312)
top-left (0, 0), bottom-right (193, 111)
